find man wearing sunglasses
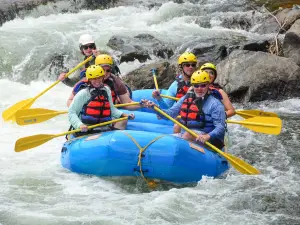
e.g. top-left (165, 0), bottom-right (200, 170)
top-left (152, 52), bottom-right (197, 109)
top-left (58, 34), bottom-right (121, 86)
top-left (142, 70), bottom-right (226, 149)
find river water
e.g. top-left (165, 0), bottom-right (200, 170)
top-left (0, 1), bottom-right (299, 224)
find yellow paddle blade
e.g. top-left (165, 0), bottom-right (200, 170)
top-left (15, 134), bottom-right (56, 152)
top-left (16, 108), bottom-right (67, 126)
top-left (226, 153), bottom-right (260, 175)
top-left (3, 56), bottom-right (93, 123)
top-left (15, 117), bottom-right (128, 152)
top-left (204, 141), bottom-right (260, 175)
top-left (227, 117), bottom-right (282, 135)
top-left (2, 98), bottom-right (34, 122)
top-left (236, 110), bottom-right (278, 119)
top-left (15, 102), bottom-right (139, 126)
top-left (153, 106), bottom-right (260, 175)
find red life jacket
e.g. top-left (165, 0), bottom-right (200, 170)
top-left (175, 77), bottom-right (191, 99)
top-left (179, 91), bottom-right (214, 130)
top-left (72, 77), bottom-right (119, 104)
top-left (81, 88), bottom-right (112, 125)
top-left (104, 78), bottom-right (119, 104)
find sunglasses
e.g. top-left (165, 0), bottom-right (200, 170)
top-left (193, 83), bottom-right (208, 88)
top-left (183, 63), bottom-right (197, 68)
top-left (82, 44), bottom-right (96, 50)
top-left (105, 69), bottom-right (111, 73)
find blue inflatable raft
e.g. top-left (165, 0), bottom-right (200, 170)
top-left (131, 89), bottom-right (169, 103)
top-left (61, 128), bottom-right (229, 184)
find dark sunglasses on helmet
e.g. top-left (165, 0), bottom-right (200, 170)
top-left (82, 44), bottom-right (96, 50)
top-left (193, 83), bottom-right (208, 88)
top-left (183, 63), bottom-right (197, 68)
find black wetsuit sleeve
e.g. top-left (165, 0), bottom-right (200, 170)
top-left (62, 77), bottom-right (81, 87)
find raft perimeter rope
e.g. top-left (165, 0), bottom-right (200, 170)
top-left (120, 131), bottom-right (166, 188)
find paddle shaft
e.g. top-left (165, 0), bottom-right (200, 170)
top-left (17, 102), bottom-right (140, 120)
top-left (153, 106), bottom-right (260, 175)
top-left (2, 56), bottom-right (93, 122)
top-left (33, 56), bottom-right (93, 101)
top-left (151, 69), bottom-right (179, 101)
top-left (176, 115), bottom-right (278, 128)
top-left (152, 69), bottom-right (159, 90)
top-left (55, 117), bottom-right (128, 137)
top-left (159, 96), bottom-right (278, 117)
top-left (15, 117), bottom-right (129, 152)
top-left (160, 94), bottom-right (179, 101)
top-left (114, 102), bottom-right (140, 108)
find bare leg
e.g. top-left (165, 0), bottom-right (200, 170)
top-left (113, 120), bottom-right (128, 130)
top-left (173, 124), bottom-right (181, 133)
top-left (182, 132), bottom-right (196, 141)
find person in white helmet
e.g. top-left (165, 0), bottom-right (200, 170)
top-left (58, 34), bottom-right (121, 86)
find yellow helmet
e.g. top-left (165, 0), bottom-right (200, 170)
top-left (178, 52), bottom-right (197, 65)
top-left (86, 65), bottom-right (105, 80)
top-left (200, 63), bottom-right (217, 74)
top-left (191, 70), bottom-right (211, 84)
top-left (95, 54), bottom-right (113, 66)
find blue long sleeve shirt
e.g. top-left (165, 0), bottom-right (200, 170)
top-left (160, 94), bottom-right (226, 141)
top-left (156, 80), bottom-right (178, 109)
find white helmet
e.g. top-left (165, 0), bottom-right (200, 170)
top-left (78, 34), bottom-right (95, 47)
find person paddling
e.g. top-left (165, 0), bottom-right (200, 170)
top-left (151, 52), bottom-right (198, 109)
top-left (68, 65), bottom-right (134, 136)
top-left (142, 70), bottom-right (226, 149)
top-left (58, 34), bottom-right (121, 86)
top-left (68, 54), bottom-right (140, 109)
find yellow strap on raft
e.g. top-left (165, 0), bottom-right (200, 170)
top-left (120, 131), bottom-right (166, 189)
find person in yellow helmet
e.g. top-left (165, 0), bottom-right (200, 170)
top-left (68, 65), bottom-right (134, 137)
top-left (67, 54), bottom-right (141, 129)
top-left (67, 54), bottom-right (138, 106)
top-left (142, 70), bottom-right (226, 148)
top-left (58, 34), bottom-right (121, 87)
top-left (151, 52), bottom-right (198, 108)
top-left (200, 62), bottom-right (235, 118)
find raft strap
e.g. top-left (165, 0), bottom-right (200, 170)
top-left (120, 131), bottom-right (166, 188)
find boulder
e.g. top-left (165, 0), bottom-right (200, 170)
top-left (216, 50), bottom-right (300, 102)
top-left (123, 61), bottom-right (177, 90)
top-left (220, 11), bottom-right (263, 31)
top-left (175, 34), bottom-right (247, 65)
top-left (241, 39), bottom-right (270, 52)
top-left (283, 19), bottom-right (300, 65)
top-left (107, 34), bottom-right (174, 63)
top-left (253, 7), bottom-right (300, 34)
